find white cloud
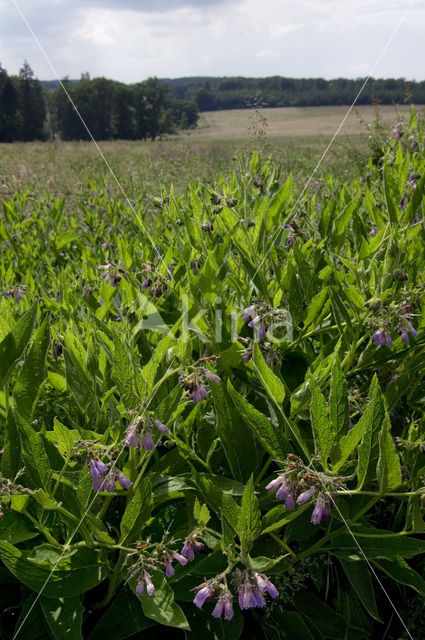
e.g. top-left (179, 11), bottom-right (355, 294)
top-left (255, 49), bottom-right (281, 58)
top-left (269, 23), bottom-right (305, 37)
top-left (0, 0), bottom-right (424, 81)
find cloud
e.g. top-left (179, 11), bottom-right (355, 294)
top-left (269, 23), bottom-right (305, 37)
top-left (69, 0), bottom-right (241, 12)
top-left (255, 49), bottom-right (281, 59)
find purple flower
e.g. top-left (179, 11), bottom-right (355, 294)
top-left (136, 580), bottom-right (144, 596)
top-left (181, 533), bottom-right (204, 562)
top-left (212, 590), bottom-right (234, 620)
top-left (400, 327), bottom-right (409, 344)
top-left (297, 485), bottom-right (317, 505)
top-left (311, 494), bottom-right (330, 525)
top-left (154, 418), bottom-right (169, 435)
top-left (201, 368), bottom-right (221, 384)
top-left (243, 305), bottom-right (256, 323)
top-left (124, 424), bottom-right (139, 448)
top-left (191, 261), bottom-right (198, 275)
top-left (253, 589), bottom-right (266, 607)
top-left (103, 473), bottom-right (116, 493)
top-left (189, 383), bottom-right (209, 404)
top-left (285, 493), bottom-right (295, 511)
top-left (265, 475), bottom-right (286, 493)
top-left (276, 481), bottom-right (291, 501)
top-left (392, 127), bottom-right (402, 140)
top-left (371, 329), bottom-right (385, 347)
top-left (142, 277), bottom-right (152, 290)
top-left (88, 456), bottom-right (108, 479)
top-left (258, 323), bottom-right (267, 339)
top-left (92, 476), bottom-right (105, 492)
top-left (164, 558), bottom-right (174, 577)
top-left (13, 288), bottom-right (25, 302)
top-left (140, 428), bottom-right (155, 452)
top-left (242, 353), bottom-right (252, 363)
top-left (369, 227), bottom-right (377, 237)
top-left (248, 315), bottom-right (261, 329)
top-left (117, 471), bottom-right (132, 489)
top-left (212, 599), bottom-right (225, 619)
top-left (385, 331), bottom-right (393, 347)
top-left (238, 583), bottom-right (257, 610)
top-left (145, 573), bottom-right (155, 596)
top-left (193, 584), bottom-right (213, 608)
top-left (171, 551), bottom-right (188, 566)
top-left (407, 322), bottom-right (418, 339)
top-left (255, 574), bottom-right (279, 599)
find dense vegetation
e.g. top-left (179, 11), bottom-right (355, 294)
top-left (1, 109), bottom-right (425, 639)
top-left (0, 62), bottom-right (199, 142)
top-left (162, 76), bottom-right (425, 111)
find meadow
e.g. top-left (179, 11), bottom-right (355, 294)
top-left (1, 104), bottom-right (425, 640)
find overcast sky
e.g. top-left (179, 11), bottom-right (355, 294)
top-left (0, 0), bottom-right (423, 82)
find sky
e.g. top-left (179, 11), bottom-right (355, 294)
top-left (0, 0), bottom-right (424, 83)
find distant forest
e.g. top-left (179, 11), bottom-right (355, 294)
top-left (1, 63), bottom-right (424, 142)
top-left (0, 62), bottom-right (198, 142)
top-left (161, 76), bottom-right (425, 111)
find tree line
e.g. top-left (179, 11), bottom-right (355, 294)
top-left (0, 62), bottom-right (199, 142)
top-left (162, 75), bottom-right (425, 111)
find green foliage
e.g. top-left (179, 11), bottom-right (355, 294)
top-left (1, 107), bottom-right (425, 639)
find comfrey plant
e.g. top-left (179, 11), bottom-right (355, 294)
top-left (266, 454), bottom-right (344, 524)
top-left (3, 114), bottom-right (425, 639)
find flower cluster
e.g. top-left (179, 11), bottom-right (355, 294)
top-left (192, 568), bottom-right (278, 621)
top-left (283, 219), bottom-right (304, 247)
top-left (209, 192), bottom-right (238, 216)
top-left (97, 260), bottom-right (125, 288)
top-left (3, 286), bottom-right (25, 302)
top-left (265, 454), bottom-right (343, 525)
top-left (128, 533), bottom-right (189, 598)
top-left (87, 452), bottom-right (132, 492)
top-left (237, 337), bottom-right (280, 366)
top-left (179, 362), bottom-right (221, 404)
top-left (124, 415), bottom-right (169, 452)
top-left (0, 473), bottom-right (33, 517)
top-left (242, 299), bottom-right (288, 342)
top-left (369, 299), bottom-right (419, 348)
top-left (140, 261), bottom-right (168, 298)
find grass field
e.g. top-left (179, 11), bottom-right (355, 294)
top-left (0, 104), bottom-right (419, 206)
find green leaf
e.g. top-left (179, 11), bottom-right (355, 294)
top-left (191, 470), bottom-right (240, 532)
top-left (333, 531), bottom-right (425, 560)
top-left (19, 420), bottom-right (52, 491)
top-left (0, 542), bottom-right (106, 597)
top-left (138, 573), bottom-right (190, 630)
top-left (87, 589), bottom-right (154, 640)
top-left (227, 381), bottom-right (288, 462)
top-left (13, 318), bottom-right (50, 423)
top-left (357, 376), bottom-right (385, 489)
top-left (0, 510), bottom-right (38, 544)
top-left (374, 556), bottom-right (425, 596)
top-left (303, 287), bottom-right (330, 330)
top-left (329, 354), bottom-right (349, 441)
top-left (310, 376), bottom-right (335, 464)
top-left (1, 410), bottom-right (21, 479)
top-left (253, 343), bottom-right (285, 404)
top-left (120, 477), bottom-right (152, 543)
top-left (63, 344), bottom-right (97, 422)
top-left (237, 475), bottom-right (261, 555)
top-left (210, 379), bottom-right (257, 482)
top-left (377, 412), bottom-right (402, 491)
top-left (384, 163), bottom-right (399, 225)
top-left (339, 557), bottom-right (380, 620)
top-left (261, 503), bottom-right (310, 534)
top-left (0, 303), bottom-right (37, 388)
top-left (50, 418), bottom-right (80, 458)
top-left (139, 335), bottom-right (175, 395)
top-left (41, 596), bottom-right (83, 640)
